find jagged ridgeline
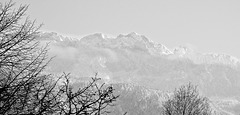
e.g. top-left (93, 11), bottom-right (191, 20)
top-left (36, 32), bottom-right (240, 115)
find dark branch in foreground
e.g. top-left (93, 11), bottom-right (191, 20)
top-left (0, 1), bottom-right (119, 114)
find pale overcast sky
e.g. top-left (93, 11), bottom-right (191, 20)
top-left (5, 0), bottom-right (240, 58)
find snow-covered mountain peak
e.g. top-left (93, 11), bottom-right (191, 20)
top-left (173, 46), bottom-right (192, 56)
top-left (116, 32), bottom-right (150, 43)
top-left (202, 53), bottom-right (240, 66)
top-left (115, 33), bottom-right (173, 55)
top-left (83, 33), bottom-right (107, 39)
top-left (118, 32), bottom-right (139, 38)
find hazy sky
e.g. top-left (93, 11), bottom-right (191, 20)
top-left (6, 0), bottom-right (240, 58)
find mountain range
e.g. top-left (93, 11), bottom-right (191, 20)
top-left (36, 32), bottom-right (240, 115)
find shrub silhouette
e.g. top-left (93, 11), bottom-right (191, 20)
top-left (162, 83), bottom-right (212, 115)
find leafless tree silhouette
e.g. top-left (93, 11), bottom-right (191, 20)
top-left (162, 83), bottom-right (212, 115)
top-left (0, 1), bottom-right (118, 115)
top-left (57, 73), bottom-right (119, 115)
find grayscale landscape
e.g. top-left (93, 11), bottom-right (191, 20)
top-left (1, 0), bottom-right (240, 115)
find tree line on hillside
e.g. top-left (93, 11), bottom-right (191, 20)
top-left (0, 1), bottom-right (212, 115)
